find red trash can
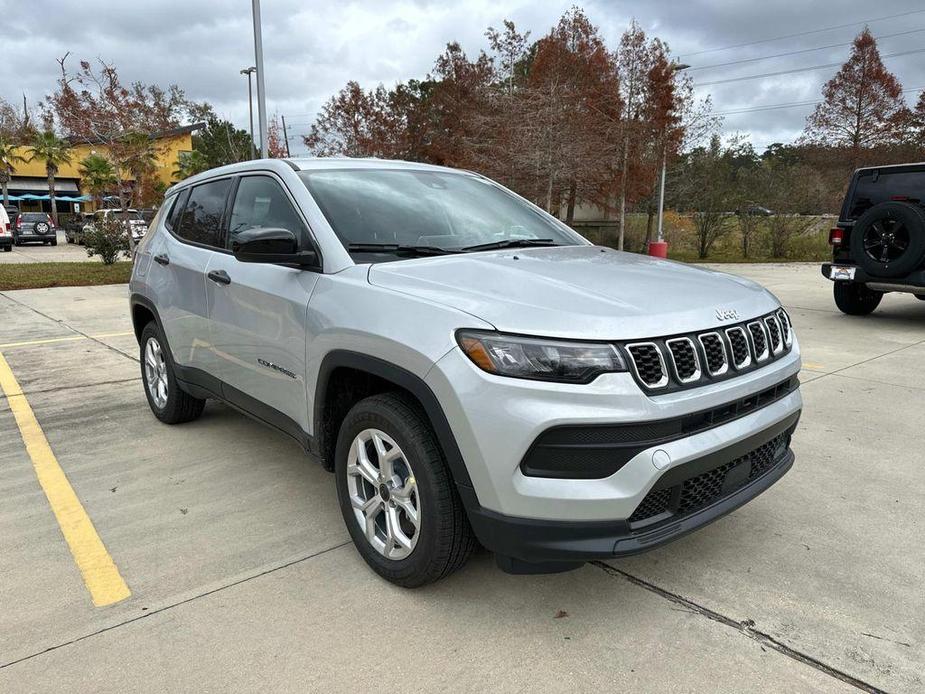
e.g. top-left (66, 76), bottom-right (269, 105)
top-left (648, 240), bottom-right (668, 258)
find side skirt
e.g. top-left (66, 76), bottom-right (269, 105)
top-left (174, 363), bottom-right (316, 456)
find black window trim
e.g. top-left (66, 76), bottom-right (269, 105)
top-left (224, 170), bottom-right (324, 270)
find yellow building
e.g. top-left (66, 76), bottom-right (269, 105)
top-left (6, 123), bottom-right (202, 213)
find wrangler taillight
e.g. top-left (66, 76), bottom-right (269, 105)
top-left (828, 228), bottom-right (844, 245)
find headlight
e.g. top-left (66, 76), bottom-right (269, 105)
top-left (456, 330), bottom-right (626, 384)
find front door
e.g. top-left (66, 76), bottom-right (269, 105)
top-left (206, 174), bottom-right (320, 433)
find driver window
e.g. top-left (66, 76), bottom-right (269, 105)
top-left (229, 176), bottom-right (309, 248)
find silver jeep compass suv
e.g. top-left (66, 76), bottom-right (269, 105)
top-left (130, 158), bottom-right (802, 586)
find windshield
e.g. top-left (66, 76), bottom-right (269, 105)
top-left (298, 168), bottom-right (583, 256)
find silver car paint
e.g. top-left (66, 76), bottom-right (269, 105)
top-left (132, 157), bottom-right (802, 525)
top-left (143, 226), bottom-right (217, 373)
top-left (426, 341), bottom-right (801, 520)
top-left (369, 245), bottom-right (780, 339)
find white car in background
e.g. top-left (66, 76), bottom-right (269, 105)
top-left (86, 208), bottom-right (150, 243)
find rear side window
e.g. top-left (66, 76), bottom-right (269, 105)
top-left (174, 179), bottom-right (231, 248)
top-left (228, 176), bottom-right (310, 248)
top-left (165, 189), bottom-right (189, 231)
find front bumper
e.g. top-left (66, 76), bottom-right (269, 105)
top-left (461, 412), bottom-right (797, 568)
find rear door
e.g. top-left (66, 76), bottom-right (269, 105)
top-left (205, 173), bottom-right (321, 432)
top-left (147, 178), bottom-right (232, 376)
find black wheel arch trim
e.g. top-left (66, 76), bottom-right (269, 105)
top-left (130, 293), bottom-right (163, 342)
top-left (314, 350), bottom-right (475, 491)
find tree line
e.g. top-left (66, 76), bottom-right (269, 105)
top-left (304, 8), bottom-right (711, 251)
top-left (3, 11), bottom-right (925, 260)
top-left (304, 16), bottom-right (925, 258)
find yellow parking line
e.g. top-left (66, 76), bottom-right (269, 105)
top-left (0, 331), bottom-right (134, 350)
top-left (0, 351), bottom-right (130, 607)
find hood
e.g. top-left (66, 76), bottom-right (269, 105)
top-left (367, 246), bottom-right (780, 340)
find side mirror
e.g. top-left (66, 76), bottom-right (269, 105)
top-left (232, 227), bottom-right (318, 267)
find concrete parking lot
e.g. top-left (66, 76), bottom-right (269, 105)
top-left (0, 229), bottom-right (102, 264)
top-left (0, 263), bottom-right (922, 693)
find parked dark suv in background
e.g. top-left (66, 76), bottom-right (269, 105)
top-left (12, 211), bottom-right (57, 246)
top-left (823, 162), bottom-right (925, 314)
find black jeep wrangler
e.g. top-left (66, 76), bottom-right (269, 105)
top-left (822, 163), bottom-right (925, 315)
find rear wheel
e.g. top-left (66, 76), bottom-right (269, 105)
top-left (834, 282), bottom-right (883, 315)
top-left (139, 321), bottom-right (205, 424)
top-left (334, 392), bottom-right (475, 587)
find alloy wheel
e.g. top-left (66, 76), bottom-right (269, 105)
top-left (144, 337), bottom-right (169, 409)
top-left (863, 219), bottom-right (909, 263)
top-left (346, 428), bottom-right (420, 560)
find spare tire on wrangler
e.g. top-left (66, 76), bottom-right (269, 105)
top-left (850, 201), bottom-right (925, 278)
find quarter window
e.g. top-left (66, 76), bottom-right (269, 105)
top-left (175, 179), bottom-right (231, 248)
top-left (229, 176), bottom-right (309, 248)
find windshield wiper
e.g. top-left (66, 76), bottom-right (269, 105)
top-left (460, 238), bottom-right (560, 252)
top-left (347, 243), bottom-right (462, 256)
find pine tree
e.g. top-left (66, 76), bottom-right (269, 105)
top-left (803, 28), bottom-right (904, 167)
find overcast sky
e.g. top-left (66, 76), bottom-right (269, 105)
top-left (2, 0), bottom-right (924, 155)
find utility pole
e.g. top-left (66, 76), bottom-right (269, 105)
top-left (281, 115), bottom-right (291, 158)
top-left (655, 62), bottom-right (690, 245)
top-left (240, 67), bottom-right (257, 159)
top-left (251, 0), bottom-right (268, 158)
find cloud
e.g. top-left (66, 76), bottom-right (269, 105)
top-left (2, 0), bottom-right (923, 153)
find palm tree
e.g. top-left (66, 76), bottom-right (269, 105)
top-left (78, 154), bottom-right (118, 207)
top-left (120, 131), bottom-right (158, 208)
top-left (172, 149), bottom-right (208, 181)
top-left (0, 139), bottom-right (27, 209)
top-left (26, 131), bottom-right (72, 226)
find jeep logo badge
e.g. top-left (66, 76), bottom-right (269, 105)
top-left (715, 308), bottom-right (739, 322)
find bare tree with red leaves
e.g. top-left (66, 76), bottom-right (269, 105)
top-left (802, 28), bottom-right (904, 168)
top-left (47, 54), bottom-right (192, 249)
top-left (267, 114), bottom-right (289, 158)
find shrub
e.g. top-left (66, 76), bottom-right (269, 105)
top-left (83, 215), bottom-right (129, 265)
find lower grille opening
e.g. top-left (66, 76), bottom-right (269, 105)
top-left (628, 431), bottom-right (790, 526)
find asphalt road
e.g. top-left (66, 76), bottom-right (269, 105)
top-left (0, 263), bottom-right (922, 692)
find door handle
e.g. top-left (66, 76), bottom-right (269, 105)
top-left (153, 253), bottom-right (169, 266)
top-left (207, 269), bottom-right (231, 285)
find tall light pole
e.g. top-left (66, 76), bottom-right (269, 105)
top-left (655, 62), bottom-right (690, 246)
top-left (240, 67), bottom-right (257, 159)
top-left (251, 0), bottom-right (268, 158)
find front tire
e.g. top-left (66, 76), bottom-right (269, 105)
top-left (334, 392), bottom-right (475, 587)
top-left (139, 321), bottom-right (205, 424)
top-left (834, 281), bottom-right (883, 315)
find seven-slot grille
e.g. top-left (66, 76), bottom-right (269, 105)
top-left (764, 315), bottom-right (783, 354)
top-left (665, 337), bottom-right (700, 382)
top-left (725, 326), bottom-right (752, 369)
top-left (747, 322), bottom-right (769, 361)
top-left (621, 310), bottom-right (793, 392)
top-left (698, 332), bottom-right (728, 376)
top-left (625, 343), bottom-right (668, 387)
top-left (776, 309), bottom-right (792, 347)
